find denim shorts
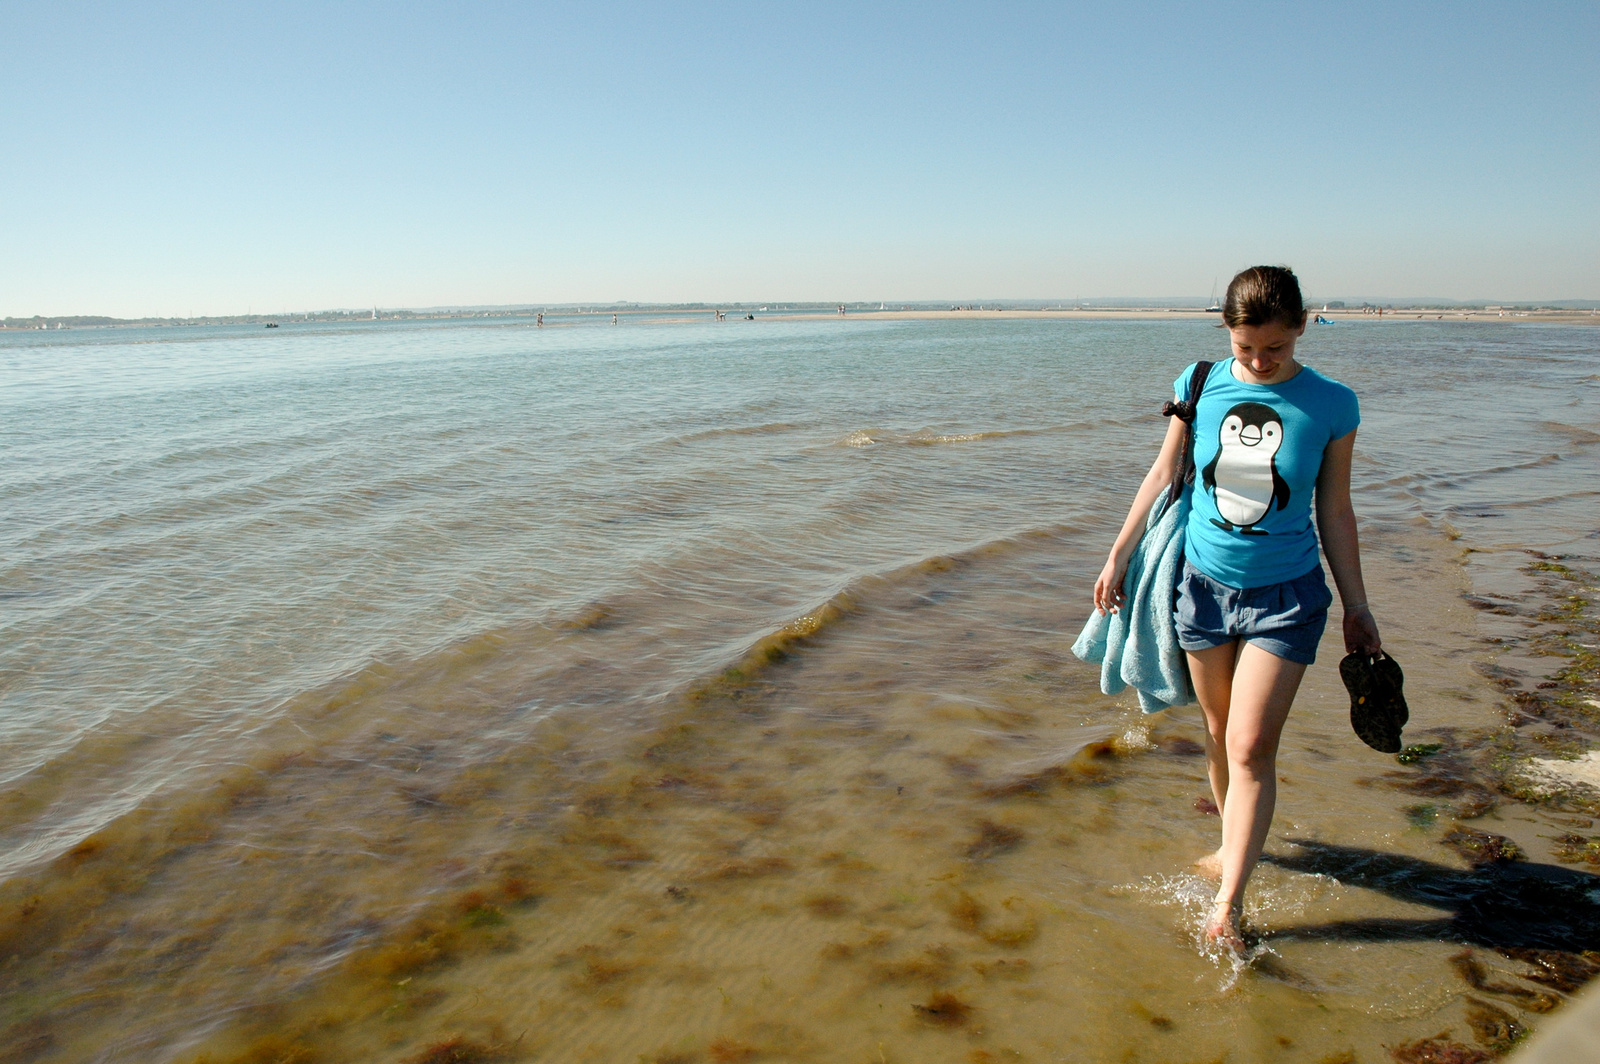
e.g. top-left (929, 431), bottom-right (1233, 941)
top-left (1173, 559), bottom-right (1333, 666)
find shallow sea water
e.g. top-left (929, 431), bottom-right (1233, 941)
top-left (1, 315), bottom-right (1597, 1062)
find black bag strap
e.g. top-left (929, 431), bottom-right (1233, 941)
top-left (1159, 360), bottom-right (1214, 508)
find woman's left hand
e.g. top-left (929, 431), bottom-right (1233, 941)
top-left (1343, 605), bottom-right (1381, 656)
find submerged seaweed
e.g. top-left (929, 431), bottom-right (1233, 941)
top-left (912, 991), bottom-right (974, 1027)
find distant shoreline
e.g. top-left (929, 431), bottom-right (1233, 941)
top-left (6, 307), bottom-right (1593, 328)
top-left (5, 306), bottom-right (1598, 330)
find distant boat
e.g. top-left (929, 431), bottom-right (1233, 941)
top-left (265, 322), bottom-right (278, 328)
top-left (1205, 279), bottom-right (1221, 313)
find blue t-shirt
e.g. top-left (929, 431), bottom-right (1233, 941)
top-left (1174, 360), bottom-right (1360, 589)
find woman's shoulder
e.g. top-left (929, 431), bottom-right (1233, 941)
top-left (1296, 364), bottom-right (1361, 432)
top-left (1296, 364), bottom-right (1356, 394)
top-left (1172, 359), bottom-right (1216, 395)
top-left (1292, 363), bottom-right (1356, 400)
top-left (1172, 361), bottom-right (1196, 396)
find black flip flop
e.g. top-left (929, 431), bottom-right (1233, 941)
top-left (1340, 650), bottom-right (1408, 753)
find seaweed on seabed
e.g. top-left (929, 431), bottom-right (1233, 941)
top-left (1387, 1032), bottom-right (1494, 1064)
top-left (803, 892), bottom-right (851, 918)
top-left (698, 856), bottom-right (793, 880)
top-left (1463, 997), bottom-right (1525, 1054)
top-left (964, 821), bottom-right (1024, 861)
top-left (403, 1033), bottom-right (522, 1064)
top-left (706, 1039), bottom-right (761, 1063)
top-left (1550, 832), bottom-right (1600, 865)
top-left (945, 890), bottom-right (1038, 947)
top-left (912, 991), bottom-right (974, 1027)
top-left (185, 1033), bottom-right (320, 1064)
top-left (1494, 946), bottom-right (1600, 993)
top-left (948, 891), bottom-right (984, 932)
top-left (971, 957), bottom-right (1031, 979)
top-left (1381, 741), bottom-right (1500, 819)
top-left (1448, 949), bottom-right (1560, 1013)
top-left (1441, 828), bottom-right (1523, 870)
top-left (871, 945), bottom-right (956, 985)
top-left (0, 1018), bottom-right (54, 1064)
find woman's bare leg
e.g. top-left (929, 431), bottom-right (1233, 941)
top-left (1188, 642), bottom-right (1240, 813)
top-left (1187, 642), bottom-right (1306, 945)
top-left (1187, 642), bottom-right (1240, 879)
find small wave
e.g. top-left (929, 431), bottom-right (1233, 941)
top-left (678, 521), bottom-right (1090, 703)
top-left (836, 426), bottom-right (1057, 449)
top-left (672, 422), bottom-right (802, 445)
top-left (1480, 488), bottom-right (1600, 512)
top-left (906, 429), bottom-right (1015, 445)
top-left (684, 590), bottom-right (858, 701)
top-left (1363, 451), bottom-right (1566, 493)
top-left (1538, 420), bottom-right (1600, 444)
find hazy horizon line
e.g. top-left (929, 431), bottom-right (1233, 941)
top-left (7, 296), bottom-right (1600, 324)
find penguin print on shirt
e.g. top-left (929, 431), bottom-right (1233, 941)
top-left (1201, 401), bottom-right (1291, 535)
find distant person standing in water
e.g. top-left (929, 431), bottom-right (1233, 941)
top-left (1093, 265), bottom-right (1381, 950)
top-left (536, 313), bottom-right (543, 327)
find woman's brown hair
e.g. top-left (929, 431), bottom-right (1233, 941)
top-left (1223, 265), bottom-right (1306, 329)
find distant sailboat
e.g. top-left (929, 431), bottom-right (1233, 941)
top-left (1205, 279), bottom-right (1222, 313)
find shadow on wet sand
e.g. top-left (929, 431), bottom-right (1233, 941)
top-left (1264, 839), bottom-right (1600, 954)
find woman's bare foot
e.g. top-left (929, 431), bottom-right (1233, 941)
top-left (1192, 851), bottom-right (1223, 880)
top-left (1204, 898), bottom-right (1245, 952)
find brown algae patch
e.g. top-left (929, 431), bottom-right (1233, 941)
top-left (1462, 996), bottom-right (1525, 1054)
top-left (870, 945), bottom-right (959, 986)
top-left (963, 821), bottom-right (1025, 861)
top-left (403, 1035), bottom-right (522, 1064)
top-left (705, 1038), bottom-right (761, 1063)
top-left (971, 958), bottom-right (1032, 980)
top-left (819, 929), bottom-right (892, 962)
top-left (1387, 1032), bottom-right (1496, 1064)
top-left (1448, 950), bottom-right (1561, 1013)
top-left (1486, 946), bottom-right (1600, 997)
top-left (911, 991), bottom-right (974, 1027)
top-left (1479, 554), bottom-right (1600, 813)
top-left (802, 892), bottom-right (852, 918)
top-left (943, 890), bottom-right (1039, 948)
top-left (1441, 828), bottom-right (1524, 869)
top-left (697, 856), bottom-right (793, 881)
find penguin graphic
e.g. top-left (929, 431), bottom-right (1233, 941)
top-left (1201, 402), bottom-right (1290, 535)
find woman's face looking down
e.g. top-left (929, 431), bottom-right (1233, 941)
top-left (1227, 320), bottom-right (1305, 384)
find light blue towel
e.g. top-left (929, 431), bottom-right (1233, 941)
top-left (1071, 487), bottom-right (1195, 713)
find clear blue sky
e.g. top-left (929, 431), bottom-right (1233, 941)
top-left (3, 1), bottom-right (1595, 316)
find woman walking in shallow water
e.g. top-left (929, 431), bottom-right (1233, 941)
top-left (1094, 266), bottom-right (1383, 949)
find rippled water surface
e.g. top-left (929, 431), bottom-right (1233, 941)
top-left (1, 316), bottom-right (1596, 1062)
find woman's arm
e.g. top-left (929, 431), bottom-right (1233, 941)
top-left (1093, 415), bottom-right (1189, 614)
top-left (1315, 430), bottom-right (1382, 654)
